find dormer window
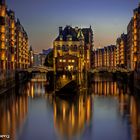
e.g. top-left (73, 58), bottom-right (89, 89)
top-left (59, 35), bottom-right (63, 41)
top-left (67, 35), bottom-right (72, 41)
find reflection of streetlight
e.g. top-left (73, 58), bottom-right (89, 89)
top-left (62, 74), bottom-right (66, 79)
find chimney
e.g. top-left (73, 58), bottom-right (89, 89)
top-left (59, 27), bottom-right (63, 35)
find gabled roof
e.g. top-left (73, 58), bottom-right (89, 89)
top-left (54, 25), bottom-right (93, 42)
top-left (55, 25), bottom-right (78, 41)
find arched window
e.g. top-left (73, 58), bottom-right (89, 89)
top-left (62, 45), bottom-right (65, 51)
top-left (62, 45), bottom-right (69, 52)
top-left (74, 45), bottom-right (77, 51)
top-left (57, 45), bottom-right (61, 50)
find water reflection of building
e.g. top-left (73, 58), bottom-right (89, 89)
top-left (92, 75), bottom-right (140, 140)
top-left (47, 95), bottom-right (92, 139)
top-left (0, 88), bottom-right (28, 140)
top-left (92, 74), bottom-right (130, 96)
top-left (27, 81), bottom-right (46, 98)
top-left (92, 81), bottom-right (118, 96)
top-left (118, 93), bottom-right (140, 140)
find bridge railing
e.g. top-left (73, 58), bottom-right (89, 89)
top-left (91, 66), bottom-right (129, 73)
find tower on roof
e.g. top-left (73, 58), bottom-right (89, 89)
top-left (77, 29), bottom-right (84, 40)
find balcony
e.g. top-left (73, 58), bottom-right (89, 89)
top-left (0, 8), bottom-right (5, 17)
top-left (134, 55), bottom-right (137, 62)
top-left (0, 34), bottom-right (5, 41)
top-left (0, 51), bottom-right (5, 60)
top-left (134, 46), bottom-right (137, 52)
top-left (0, 26), bottom-right (5, 33)
top-left (11, 55), bottom-right (15, 62)
top-left (0, 42), bottom-right (5, 49)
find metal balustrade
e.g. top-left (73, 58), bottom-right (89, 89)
top-left (90, 66), bottom-right (130, 73)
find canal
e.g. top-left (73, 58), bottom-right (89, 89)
top-left (0, 73), bottom-right (139, 140)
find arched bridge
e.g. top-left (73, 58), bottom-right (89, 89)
top-left (17, 66), bottom-right (54, 73)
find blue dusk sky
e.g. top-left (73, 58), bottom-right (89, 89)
top-left (7, 0), bottom-right (139, 52)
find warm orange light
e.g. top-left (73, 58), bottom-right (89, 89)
top-left (11, 55), bottom-right (14, 62)
top-left (1, 51), bottom-right (5, 60)
top-left (134, 29), bottom-right (137, 34)
top-left (1, 34), bottom-right (5, 41)
top-left (0, 7), bottom-right (5, 17)
top-left (134, 14), bottom-right (137, 19)
top-left (134, 46), bottom-right (137, 52)
top-left (1, 42), bottom-right (5, 49)
top-left (11, 22), bottom-right (15, 28)
top-left (134, 41), bottom-right (137, 47)
top-left (134, 35), bottom-right (137, 41)
top-left (1, 26), bottom-right (5, 33)
top-left (134, 55), bottom-right (137, 62)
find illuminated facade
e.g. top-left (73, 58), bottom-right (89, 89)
top-left (0, 0), bottom-right (30, 85)
top-left (53, 26), bottom-right (93, 72)
top-left (7, 10), bottom-right (16, 71)
top-left (16, 19), bottom-right (29, 69)
top-left (116, 34), bottom-right (127, 68)
top-left (93, 45), bottom-right (116, 69)
top-left (127, 4), bottom-right (140, 71)
top-left (0, 1), bottom-right (16, 80)
top-left (0, 0), bottom-right (6, 73)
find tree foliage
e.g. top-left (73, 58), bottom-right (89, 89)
top-left (44, 50), bottom-right (53, 67)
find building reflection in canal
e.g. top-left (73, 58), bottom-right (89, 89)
top-left (0, 88), bottom-right (28, 140)
top-left (26, 81), bottom-right (46, 98)
top-left (91, 74), bottom-right (140, 140)
top-left (118, 93), bottom-right (140, 140)
top-left (52, 94), bottom-right (92, 139)
top-left (0, 74), bottom-right (140, 140)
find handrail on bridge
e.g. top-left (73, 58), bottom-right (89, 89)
top-left (15, 66), bottom-right (53, 73)
top-left (91, 67), bottom-right (130, 73)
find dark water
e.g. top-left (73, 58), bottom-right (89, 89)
top-left (0, 73), bottom-right (140, 140)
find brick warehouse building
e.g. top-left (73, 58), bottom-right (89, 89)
top-left (53, 25), bottom-right (93, 72)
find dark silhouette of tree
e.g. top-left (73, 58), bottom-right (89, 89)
top-left (44, 50), bottom-right (53, 67)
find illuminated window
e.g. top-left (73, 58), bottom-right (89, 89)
top-left (68, 60), bottom-right (71, 62)
top-left (134, 14), bottom-right (137, 19)
top-left (11, 30), bottom-right (15, 35)
top-left (59, 59), bottom-right (62, 62)
top-left (1, 51), bottom-right (5, 60)
top-left (134, 35), bottom-right (137, 41)
top-left (134, 47), bottom-right (137, 52)
top-left (134, 29), bottom-right (137, 34)
top-left (59, 35), bottom-right (63, 40)
top-left (134, 22), bottom-right (137, 27)
top-left (134, 55), bottom-right (137, 62)
top-left (1, 26), bottom-right (5, 33)
top-left (63, 59), bottom-right (66, 62)
top-left (11, 22), bottom-right (15, 28)
top-left (134, 41), bottom-right (137, 47)
top-left (67, 35), bottom-right (72, 41)
top-left (1, 34), bottom-right (5, 41)
top-left (72, 60), bottom-right (75, 63)
top-left (1, 8), bottom-right (5, 17)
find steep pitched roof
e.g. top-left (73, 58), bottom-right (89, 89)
top-left (55, 26), bottom-right (79, 41)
